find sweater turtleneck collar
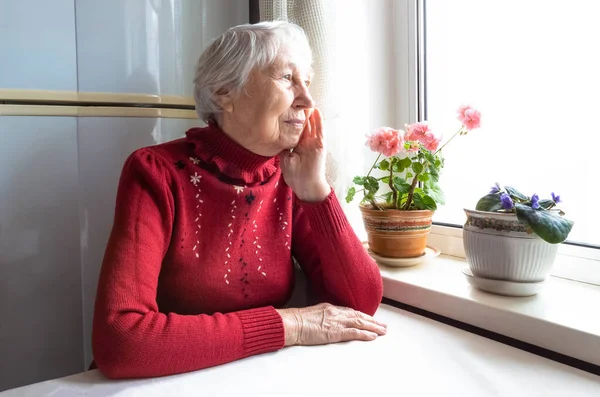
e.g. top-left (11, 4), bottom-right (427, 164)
top-left (185, 122), bottom-right (279, 185)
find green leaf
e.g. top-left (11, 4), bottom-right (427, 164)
top-left (365, 176), bottom-right (380, 195)
top-left (392, 156), bottom-right (412, 173)
top-left (505, 186), bottom-right (528, 201)
top-left (515, 203), bottom-right (574, 244)
top-left (412, 162), bottom-right (424, 174)
top-left (424, 151), bottom-right (436, 165)
top-left (406, 172), bottom-right (414, 179)
top-left (413, 193), bottom-right (437, 211)
top-left (428, 164), bottom-right (440, 182)
top-left (538, 199), bottom-right (555, 210)
top-left (475, 193), bottom-right (503, 212)
top-left (418, 173), bottom-right (429, 182)
top-left (352, 176), bottom-right (365, 185)
top-left (400, 157), bottom-right (412, 169)
top-left (392, 176), bottom-right (411, 194)
top-left (379, 159), bottom-right (390, 171)
top-left (381, 176), bottom-right (390, 183)
top-left (424, 181), bottom-right (445, 205)
top-left (345, 187), bottom-right (356, 203)
top-left (382, 191), bottom-right (394, 204)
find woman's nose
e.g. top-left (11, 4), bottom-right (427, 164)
top-left (294, 84), bottom-right (315, 109)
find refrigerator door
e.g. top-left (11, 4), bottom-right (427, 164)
top-left (0, 116), bottom-right (83, 392)
top-left (75, 0), bottom-right (249, 97)
top-left (0, 0), bottom-right (77, 91)
top-left (77, 116), bottom-right (200, 366)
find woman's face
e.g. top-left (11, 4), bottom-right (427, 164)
top-left (218, 47), bottom-right (315, 156)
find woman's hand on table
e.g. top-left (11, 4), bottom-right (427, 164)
top-left (280, 108), bottom-right (330, 202)
top-left (276, 303), bottom-right (387, 346)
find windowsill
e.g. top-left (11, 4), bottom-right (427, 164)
top-left (380, 253), bottom-right (600, 367)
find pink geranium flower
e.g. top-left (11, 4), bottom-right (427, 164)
top-left (404, 122), bottom-right (431, 143)
top-left (406, 122), bottom-right (441, 151)
top-left (457, 105), bottom-right (481, 131)
top-left (365, 127), bottom-right (404, 157)
top-left (423, 132), bottom-right (442, 152)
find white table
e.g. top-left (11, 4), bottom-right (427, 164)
top-left (2, 304), bottom-right (599, 396)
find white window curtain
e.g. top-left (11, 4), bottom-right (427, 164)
top-left (259, 0), bottom-right (348, 201)
top-left (259, 1), bottom-right (404, 236)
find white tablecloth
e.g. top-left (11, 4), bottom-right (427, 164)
top-left (2, 304), bottom-right (599, 396)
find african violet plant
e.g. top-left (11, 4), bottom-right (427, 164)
top-left (475, 183), bottom-right (574, 244)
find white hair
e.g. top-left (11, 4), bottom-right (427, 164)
top-left (193, 21), bottom-right (313, 122)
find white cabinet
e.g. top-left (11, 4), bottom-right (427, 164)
top-left (0, 116), bottom-right (83, 391)
top-left (75, 0), bottom-right (249, 97)
top-left (0, 0), bottom-right (77, 90)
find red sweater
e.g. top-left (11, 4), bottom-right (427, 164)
top-left (92, 123), bottom-right (383, 379)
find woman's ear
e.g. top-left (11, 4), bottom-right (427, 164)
top-left (215, 90), bottom-right (234, 113)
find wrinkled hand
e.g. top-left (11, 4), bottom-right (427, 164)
top-left (276, 303), bottom-right (387, 346)
top-left (280, 108), bottom-right (330, 202)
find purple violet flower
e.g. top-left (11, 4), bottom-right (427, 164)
top-left (531, 193), bottom-right (540, 209)
top-left (500, 192), bottom-right (514, 210)
top-left (551, 192), bottom-right (561, 203)
top-left (489, 182), bottom-right (501, 194)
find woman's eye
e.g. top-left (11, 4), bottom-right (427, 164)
top-left (304, 80), bottom-right (311, 87)
top-left (282, 74), bottom-right (292, 81)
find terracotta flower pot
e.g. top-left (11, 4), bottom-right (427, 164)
top-left (360, 204), bottom-right (433, 258)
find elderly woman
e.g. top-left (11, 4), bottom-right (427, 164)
top-left (92, 21), bottom-right (384, 379)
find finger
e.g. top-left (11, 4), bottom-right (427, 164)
top-left (293, 122), bottom-right (310, 154)
top-left (341, 328), bottom-right (378, 342)
top-left (310, 109), bottom-right (318, 139)
top-left (304, 108), bottom-right (313, 123)
top-left (313, 108), bottom-right (324, 141)
top-left (301, 114), bottom-right (312, 143)
top-left (353, 309), bottom-right (388, 329)
top-left (349, 317), bottom-right (387, 336)
top-left (302, 109), bottom-right (313, 136)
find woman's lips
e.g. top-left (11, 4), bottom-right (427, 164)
top-left (285, 119), bottom-right (304, 127)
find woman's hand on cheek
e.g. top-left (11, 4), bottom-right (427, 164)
top-left (280, 108), bottom-right (330, 202)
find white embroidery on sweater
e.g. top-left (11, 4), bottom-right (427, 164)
top-left (190, 172), bottom-right (201, 186)
top-left (189, 171), bottom-right (203, 258)
top-left (224, 190), bottom-right (239, 283)
top-left (277, 206), bottom-right (291, 250)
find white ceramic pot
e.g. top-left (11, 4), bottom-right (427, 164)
top-left (463, 209), bottom-right (559, 282)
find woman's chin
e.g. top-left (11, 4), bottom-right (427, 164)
top-left (282, 131), bottom-right (302, 148)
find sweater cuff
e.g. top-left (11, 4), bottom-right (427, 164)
top-left (297, 190), bottom-right (350, 236)
top-left (236, 306), bottom-right (285, 357)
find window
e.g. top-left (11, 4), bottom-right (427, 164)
top-left (423, 0), bottom-right (600, 249)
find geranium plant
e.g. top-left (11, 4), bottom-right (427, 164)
top-left (475, 183), bottom-right (574, 244)
top-left (346, 105), bottom-right (481, 211)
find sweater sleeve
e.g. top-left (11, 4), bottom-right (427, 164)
top-left (291, 190), bottom-right (383, 316)
top-left (92, 149), bottom-right (284, 379)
